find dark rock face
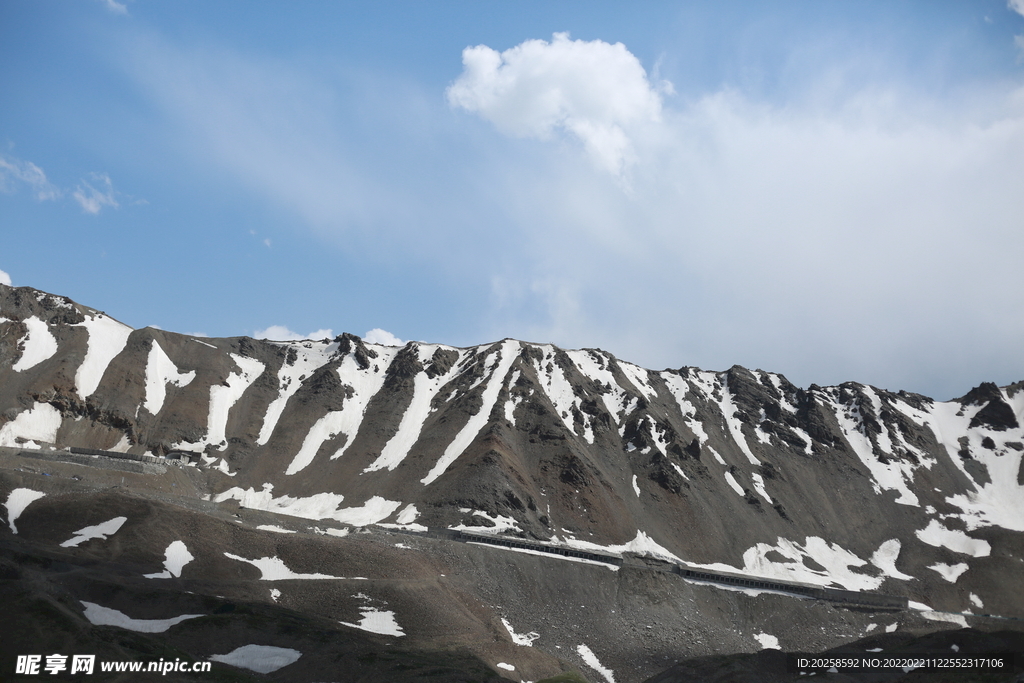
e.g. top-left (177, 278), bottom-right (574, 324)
top-left (2, 283), bottom-right (1023, 683)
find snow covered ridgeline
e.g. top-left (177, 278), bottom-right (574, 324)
top-left (1, 284), bottom-right (1021, 617)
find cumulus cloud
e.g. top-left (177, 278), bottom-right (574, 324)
top-left (1010, 0), bottom-right (1024, 17)
top-left (254, 325), bottom-right (334, 341)
top-left (73, 173), bottom-right (119, 214)
top-left (363, 328), bottom-right (404, 346)
top-left (447, 33), bottom-right (667, 176)
top-left (0, 269), bottom-right (11, 286)
top-left (0, 153), bottom-right (60, 201)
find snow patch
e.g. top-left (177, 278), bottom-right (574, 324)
top-left (257, 341), bottom-right (334, 446)
top-left (3, 488), bottom-right (46, 533)
top-left (12, 317), bottom-right (58, 372)
top-left (144, 540), bottom-right (194, 578)
top-left (395, 503), bottom-right (419, 525)
top-left (60, 516), bottom-right (127, 547)
top-left (365, 345), bottom-right (465, 472)
top-left (215, 485), bottom-right (400, 527)
top-left (0, 402), bottom-right (62, 448)
top-left (754, 633), bottom-right (780, 650)
top-left (339, 596), bottom-right (405, 637)
top-left (143, 340), bottom-right (195, 414)
top-left (496, 662), bottom-right (515, 671)
top-left (326, 345), bottom-right (398, 461)
top-left (224, 553), bottom-right (343, 580)
top-left (209, 645), bottom-right (301, 674)
top-left (502, 617), bottom-right (539, 646)
top-left (256, 524), bottom-right (295, 534)
top-left (869, 539), bottom-right (915, 581)
top-left (81, 601), bottom-right (201, 633)
top-left (915, 520), bottom-right (990, 557)
top-left (74, 314), bottom-right (133, 397)
top-left (631, 474), bottom-right (640, 497)
top-left (928, 562), bottom-right (969, 583)
top-left (422, 341), bottom-right (519, 484)
top-left (723, 471), bottom-right (745, 497)
top-left (577, 644), bottom-right (615, 683)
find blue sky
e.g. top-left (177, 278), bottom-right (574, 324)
top-left (2, 1), bottom-right (1023, 400)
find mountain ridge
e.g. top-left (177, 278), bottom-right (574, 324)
top-left (2, 281), bottom-right (1023, 682)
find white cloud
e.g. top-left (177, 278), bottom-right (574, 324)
top-left (0, 153), bottom-right (60, 201)
top-left (0, 269), bottom-right (11, 286)
top-left (363, 328), bottom-right (403, 346)
top-left (447, 33), bottom-right (667, 176)
top-left (100, 0), bottom-right (128, 15)
top-left (73, 173), bottom-right (120, 214)
top-left (254, 325), bottom-right (334, 341)
top-left (478, 79), bottom-right (1024, 398)
top-left (1010, 0), bottom-right (1024, 18)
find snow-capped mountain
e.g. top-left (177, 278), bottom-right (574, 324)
top-left (2, 282), bottom-right (1022, 682)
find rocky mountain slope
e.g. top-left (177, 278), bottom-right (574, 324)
top-left (2, 282), bottom-right (1023, 682)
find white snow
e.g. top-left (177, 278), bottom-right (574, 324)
top-left (886, 622), bottom-right (898, 632)
top-left (723, 471), bottom-right (745, 497)
top-left (661, 372), bottom-right (710, 445)
top-left (326, 345), bottom-right (398, 461)
top-left (285, 344), bottom-right (399, 474)
top-left (568, 349), bottom-right (633, 425)
top-left (577, 644), bottom-right (616, 683)
top-left (751, 473), bottom-right (772, 504)
top-left (257, 341), bottom-right (335, 445)
top-left (143, 340), bottom-right (195, 414)
top-left (465, 541), bottom-right (620, 571)
top-left (671, 463), bottom-right (689, 480)
top-left (339, 606), bottom-right (405, 636)
top-left (422, 341), bottom-right (519, 484)
top-left (144, 540), bottom-right (194, 578)
top-left (0, 402), bottom-right (62, 448)
top-left (208, 354), bottom-right (264, 449)
top-left (919, 610), bottom-right (969, 628)
top-left (502, 617), bottom-right (539, 646)
top-left (617, 361), bottom-right (657, 401)
top-left (270, 588), bottom-right (281, 602)
top-left (395, 503), bottom-right (419, 524)
top-left (256, 524), bottom-right (295, 534)
top-left (970, 593), bottom-right (984, 608)
top-left (708, 447), bottom-right (727, 466)
top-left (631, 474), bottom-right (640, 497)
top-left (74, 314), bottom-right (133, 398)
top-left (754, 633), bottom-right (781, 649)
top-left (224, 553), bottom-right (343, 580)
top-left (928, 562), bottom-right (969, 583)
top-left (869, 539), bottom-right (915, 581)
top-left (721, 377), bottom-right (760, 465)
top-left (496, 662), bottom-right (515, 671)
top-left (898, 394), bottom-right (1024, 531)
top-left (365, 345), bottom-right (465, 473)
top-left (827, 390), bottom-right (919, 506)
top-left (173, 354), bottom-right (264, 453)
top-left (551, 530), bottom-right (684, 565)
top-left (60, 516), bottom-right (127, 547)
top-left (209, 645), bottom-right (301, 674)
top-left (3, 487), bottom-right (46, 533)
top-left (450, 509), bottom-right (522, 534)
top-left (915, 519), bottom-right (990, 557)
top-left (215, 484), bottom-right (401, 527)
top-left (531, 345), bottom-right (593, 443)
top-left (12, 317), bottom-right (58, 372)
top-left (686, 536), bottom-right (901, 592)
top-left (81, 601), bottom-right (202, 633)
